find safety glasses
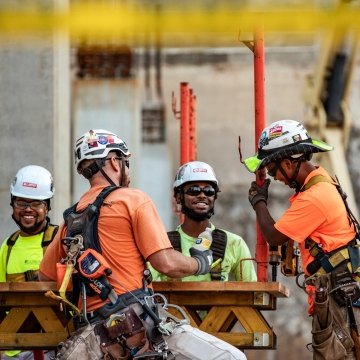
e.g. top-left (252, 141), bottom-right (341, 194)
top-left (267, 163), bottom-right (280, 178)
top-left (184, 185), bottom-right (216, 197)
top-left (13, 200), bottom-right (46, 210)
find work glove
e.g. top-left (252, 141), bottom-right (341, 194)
top-left (189, 247), bottom-right (213, 275)
top-left (248, 178), bottom-right (271, 209)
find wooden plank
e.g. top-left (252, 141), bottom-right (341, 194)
top-left (153, 281), bottom-right (290, 297)
top-left (0, 333), bottom-right (68, 350)
top-left (0, 293), bottom-right (60, 306)
top-left (32, 308), bottom-right (66, 332)
top-left (0, 282), bottom-right (58, 293)
top-left (232, 307), bottom-right (272, 333)
top-left (0, 308), bottom-right (31, 333)
top-left (199, 306), bottom-right (232, 332)
top-left (163, 292), bottom-right (274, 309)
top-left (211, 332), bottom-right (274, 349)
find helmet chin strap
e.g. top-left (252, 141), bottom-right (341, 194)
top-left (277, 160), bottom-right (302, 192)
top-left (99, 167), bottom-right (117, 187)
top-left (99, 157), bottom-right (128, 188)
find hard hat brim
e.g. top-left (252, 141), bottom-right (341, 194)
top-left (243, 139), bottom-right (333, 173)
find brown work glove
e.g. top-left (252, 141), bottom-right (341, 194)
top-left (248, 178), bottom-right (271, 209)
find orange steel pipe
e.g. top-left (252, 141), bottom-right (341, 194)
top-left (189, 89), bottom-right (197, 161)
top-left (254, 22), bottom-right (269, 282)
top-left (180, 82), bottom-right (191, 165)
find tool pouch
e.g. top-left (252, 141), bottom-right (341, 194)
top-left (331, 263), bottom-right (360, 307)
top-left (55, 323), bottom-right (103, 360)
top-left (95, 305), bottom-right (152, 360)
top-left (312, 274), bottom-right (354, 360)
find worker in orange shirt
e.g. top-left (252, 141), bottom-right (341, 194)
top-left (39, 128), bottom-right (247, 360)
top-left (244, 119), bottom-right (360, 360)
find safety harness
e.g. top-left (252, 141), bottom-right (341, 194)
top-left (61, 185), bottom-right (121, 307)
top-left (6, 223), bottom-right (58, 282)
top-left (167, 228), bottom-right (227, 280)
top-left (303, 175), bottom-right (360, 282)
top-left (53, 186), bottom-right (188, 360)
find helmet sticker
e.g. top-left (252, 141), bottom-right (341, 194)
top-left (193, 168), bottom-right (207, 173)
top-left (259, 131), bottom-right (269, 148)
top-left (22, 182), bottom-right (37, 188)
top-left (85, 130), bottom-right (98, 144)
top-left (292, 134), bottom-right (302, 142)
top-left (97, 135), bottom-right (108, 145)
top-left (269, 124), bottom-right (283, 138)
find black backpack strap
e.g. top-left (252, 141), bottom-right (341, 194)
top-left (211, 229), bottom-right (227, 262)
top-left (63, 185), bottom-right (120, 253)
top-left (167, 231), bottom-right (181, 252)
top-left (63, 203), bottom-right (78, 221)
top-left (89, 186), bottom-right (120, 252)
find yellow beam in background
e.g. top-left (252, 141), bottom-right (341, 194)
top-left (0, 2), bottom-right (359, 46)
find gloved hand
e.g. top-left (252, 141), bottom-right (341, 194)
top-left (189, 247), bottom-right (213, 275)
top-left (248, 178), bottom-right (271, 208)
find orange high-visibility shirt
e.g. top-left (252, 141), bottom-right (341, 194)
top-left (275, 167), bottom-right (356, 275)
top-left (40, 185), bottom-right (172, 312)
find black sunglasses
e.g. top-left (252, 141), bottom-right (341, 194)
top-left (267, 163), bottom-right (280, 177)
top-left (184, 185), bottom-right (216, 197)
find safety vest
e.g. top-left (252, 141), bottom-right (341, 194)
top-left (6, 223), bottom-right (58, 282)
top-left (167, 228), bottom-right (227, 280)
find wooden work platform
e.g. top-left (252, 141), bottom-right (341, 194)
top-left (0, 281), bottom-right (289, 351)
top-left (153, 281), bottom-right (290, 349)
top-left (0, 282), bottom-right (73, 350)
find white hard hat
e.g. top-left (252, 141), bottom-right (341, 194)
top-left (10, 165), bottom-right (55, 200)
top-left (173, 161), bottom-right (219, 190)
top-left (74, 129), bottom-right (131, 170)
top-left (244, 120), bottom-right (333, 173)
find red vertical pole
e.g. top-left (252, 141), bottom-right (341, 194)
top-left (180, 82), bottom-right (190, 165)
top-left (189, 89), bottom-right (197, 161)
top-left (254, 22), bottom-right (268, 282)
top-left (33, 351), bottom-right (45, 360)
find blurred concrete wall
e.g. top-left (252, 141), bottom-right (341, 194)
top-left (0, 34), bottom-right (71, 239)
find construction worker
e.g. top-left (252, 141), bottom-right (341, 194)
top-left (39, 129), bottom-right (246, 360)
top-left (0, 165), bottom-right (57, 360)
top-left (154, 160), bottom-right (257, 282)
top-left (244, 119), bottom-right (360, 360)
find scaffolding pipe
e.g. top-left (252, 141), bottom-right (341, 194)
top-left (254, 23), bottom-right (269, 282)
top-left (180, 82), bottom-right (191, 165)
top-left (189, 89), bottom-right (197, 161)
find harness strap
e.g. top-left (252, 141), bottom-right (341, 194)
top-left (167, 228), bottom-right (227, 281)
top-left (167, 231), bottom-right (181, 252)
top-left (301, 174), bottom-right (337, 191)
top-left (167, 228), bottom-right (227, 262)
top-left (63, 186), bottom-right (120, 306)
top-left (306, 239), bottom-right (356, 275)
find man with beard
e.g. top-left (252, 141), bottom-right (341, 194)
top-left (0, 165), bottom-right (57, 360)
top-left (244, 119), bottom-right (360, 359)
top-left (155, 161), bottom-right (257, 282)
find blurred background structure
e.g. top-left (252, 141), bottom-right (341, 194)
top-left (0, 1), bottom-right (360, 359)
